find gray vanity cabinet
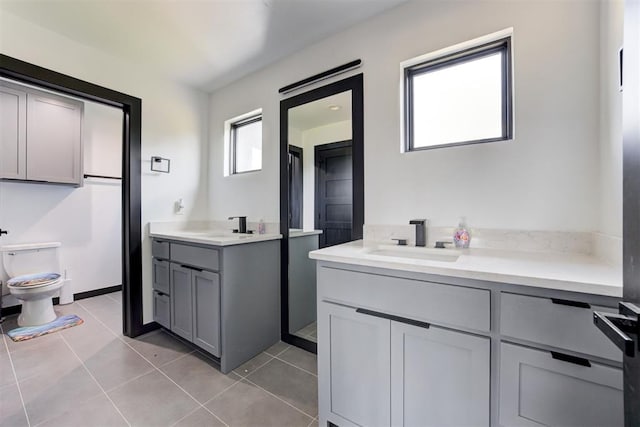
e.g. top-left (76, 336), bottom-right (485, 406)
top-left (500, 343), bottom-right (623, 427)
top-left (319, 299), bottom-right (489, 427)
top-left (151, 237), bottom-right (280, 373)
top-left (0, 81), bottom-right (83, 185)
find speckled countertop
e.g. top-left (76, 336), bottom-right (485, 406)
top-left (309, 240), bottom-right (622, 297)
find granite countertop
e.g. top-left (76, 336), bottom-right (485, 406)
top-left (309, 240), bottom-right (622, 297)
top-left (150, 229), bottom-right (282, 247)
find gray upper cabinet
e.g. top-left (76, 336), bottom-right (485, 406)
top-left (0, 84), bottom-right (27, 179)
top-left (391, 322), bottom-right (490, 427)
top-left (0, 81), bottom-right (83, 186)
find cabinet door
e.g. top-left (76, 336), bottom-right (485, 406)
top-left (0, 84), bottom-right (27, 179)
top-left (500, 342), bottom-right (623, 427)
top-left (26, 91), bottom-right (83, 184)
top-left (192, 270), bottom-right (221, 357)
top-left (391, 322), bottom-right (490, 427)
top-left (319, 302), bottom-right (391, 427)
top-left (170, 264), bottom-right (193, 341)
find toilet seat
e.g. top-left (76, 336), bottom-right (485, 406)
top-left (7, 272), bottom-right (62, 289)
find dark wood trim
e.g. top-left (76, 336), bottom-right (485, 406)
top-left (278, 59), bottom-right (361, 94)
top-left (279, 73), bottom-right (364, 353)
top-left (0, 54), bottom-right (145, 337)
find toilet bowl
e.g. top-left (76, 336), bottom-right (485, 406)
top-left (1, 243), bottom-right (66, 327)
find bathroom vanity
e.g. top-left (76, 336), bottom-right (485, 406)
top-left (150, 229), bottom-right (281, 374)
top-left (311, 241), bottom-right (623, 427)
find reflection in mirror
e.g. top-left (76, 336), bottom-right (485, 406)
top-left (287, 91), bottom-right (353, 342)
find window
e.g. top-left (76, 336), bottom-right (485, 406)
top-left (230, 114), bottom-right (262, 174)
top-left (403, 33), bottom-right (513, 151)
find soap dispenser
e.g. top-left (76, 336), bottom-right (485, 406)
top-left (453, 217), bottom-right (471, 248)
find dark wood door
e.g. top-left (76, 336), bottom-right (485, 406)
top-left (315, 141), bottom-right (352, 248)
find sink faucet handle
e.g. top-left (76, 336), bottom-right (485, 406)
top-left (435, 241), bottom-right (453, 249)
top-left (409, 219), bottom-right (427, 225)
top-left (391, 238), bottom-right (408, 246)
top-left (228, 216), bottom-right (247, 233)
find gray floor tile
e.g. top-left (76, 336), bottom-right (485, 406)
top-left (173, 407), bottom-right (226, 427)
top-left (20, 363), bottom-right (104, 425)
top-left (206, 380), bottom-right (312, 427)
top-left (128, 330), bottom-right (193, 367)
top-left (11, 337), bottom-right (79, 382)
top-left (308, 418), bottom-right (319, 427)
top-left (1, 315), bottom-right (64, 355)
top-left (82, 340), bottom-right (155, 391)
top-left (0, 382), bottom-right (29, 427)
top-left (37, 393), bottom-right (128, 427)
top-left (0, 352), bottom-right (16, 388)
top-left (108, 370), bottom-right (199, 426)
top-left (160, 351), bottom-right (241, 404)
top-left (232, 351), bottom-right (273, 377)
top-left (106, 291), bottom-right (123, 304)
top-left (264, 340), bottom-right (290, 357)
top-left (278, 346), bottom-right (317, 375)
top-left (247, 358), bottom-right (318, 417)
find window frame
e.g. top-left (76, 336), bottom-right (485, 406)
top-left (404, 36), bottom-right (513, 152)
top-left (230, 113), bottom-right (263, 174)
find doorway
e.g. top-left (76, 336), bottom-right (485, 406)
top-left (315, 140), bottom-right (353, 248)
top-left (0, 54), bottom-right (145, 337)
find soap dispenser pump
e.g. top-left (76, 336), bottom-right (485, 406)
top-left (453, 217), bottom-right (471, 248)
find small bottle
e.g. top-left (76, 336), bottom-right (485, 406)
top-left (453, 217), bottom-right (471, 248)
top-left (258, 219), bottom-right (266, 235)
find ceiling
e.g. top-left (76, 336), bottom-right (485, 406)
top-left (0, 0), bottom-right (406, 91)
top-left (288, 91), bottom-right (352, 131)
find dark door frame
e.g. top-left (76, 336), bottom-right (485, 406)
top-left (279, 73), bottom-right (364, 353)
top-left (314, 140), bottom-right (353, 248)
top-left (0, 54), bottom-right (148, 337)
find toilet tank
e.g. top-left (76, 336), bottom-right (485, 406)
top-left (1, 242), bottom-right (62, 278)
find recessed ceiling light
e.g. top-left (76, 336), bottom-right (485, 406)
top-left (328, 105), bottom-right (341, 111)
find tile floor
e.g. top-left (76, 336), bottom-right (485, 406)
top-left (293, 322), bottom-right (317, 344)
top-left (1, 292), bottom-right (318, 427)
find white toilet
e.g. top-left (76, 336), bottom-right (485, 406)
top-left (1, 242), bottom-right (65, 327)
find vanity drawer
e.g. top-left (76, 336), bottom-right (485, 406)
top-left (171, 243), bottom-right (219, 271)
top-left (153, 291), bottom-right (171, 329)
top-left (152, 259), bottom-right (170, 295)
top-left (319, 266), bottom-right (490, 332)
top-left (152, 239), bottom-right (170, 260)
top-left (500, 292), bottom-right (621, 361)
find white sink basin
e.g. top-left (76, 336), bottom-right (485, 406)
top-left (365, 245), bottom-right (461, 263)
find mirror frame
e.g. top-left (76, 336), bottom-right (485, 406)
top-left (279, 73), bottom-right (364, 353)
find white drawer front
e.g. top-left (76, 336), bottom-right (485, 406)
top-left (319, 266), bottom-right (490, 332)
top-left (500, 292), bottom-right (621, 361)
top-left (500, 343), bottom-right (623, 427)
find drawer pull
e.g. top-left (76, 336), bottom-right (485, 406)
top-left (181, 264), bottom-right (203, 272)
top-left (356, 308), bottom-right (430, 329)
top-left (551, 298), bottom-right (591, 309)
top-left (550, 351), bottom-right (591, 367)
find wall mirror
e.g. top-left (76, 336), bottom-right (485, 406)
top-left (280, 73), bottom-right (364, 352)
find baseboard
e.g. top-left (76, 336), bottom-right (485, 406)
top-left (0, 285), bottom-right (123, 318)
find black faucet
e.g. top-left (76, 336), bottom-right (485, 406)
top-left (228, 216), bottom-right (247, 233)
top-left (409, 219), bottom-right (427, 247)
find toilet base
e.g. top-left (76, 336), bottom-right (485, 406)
top-left (17, 298), bottom-right (57, 327)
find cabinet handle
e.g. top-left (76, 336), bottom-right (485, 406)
top-left (550, 351), bottom-right (591, 367)
top-left (181, 264), bottom-right (203, 272)
top-left (551, 298), bottom-right (591, 309)
top-left (356, 308), bottom-right (430, 329)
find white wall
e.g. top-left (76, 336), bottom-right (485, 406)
top-left (209, 0), bottom-right (605, 232)
top-left (299, 120), bottom-right (352, 230)
top-left (599, 0), bottom-right (624, 237)
top-left (1, 11), bottom-right (210, 322)
top-left (0, 100), bottom-right (123, 306)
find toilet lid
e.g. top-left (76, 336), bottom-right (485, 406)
top-left (7, 272), bottom-right (61, 288)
